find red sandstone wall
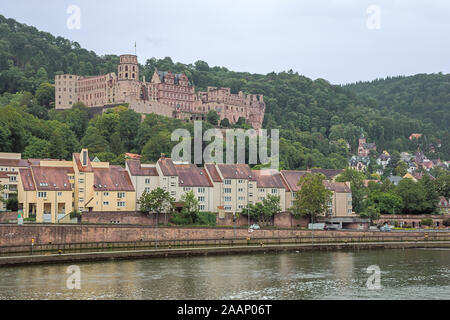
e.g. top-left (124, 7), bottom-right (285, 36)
top-left (0, 211), bottom-right (18, 223)
top-left (81, 211), bottom-right (169, 225)
top-left (0, 224), bottom-right (439, 247)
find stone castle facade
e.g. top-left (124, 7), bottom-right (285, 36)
top-left (55, 54), bottom-right (266, 130)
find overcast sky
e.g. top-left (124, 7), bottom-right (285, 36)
top-left (1, 0), bottom-right (450, 84)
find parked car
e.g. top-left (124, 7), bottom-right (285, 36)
top-left (380, 225), bottom-right (392, 232)
top-left (249, 224), bottom-right (260, 230)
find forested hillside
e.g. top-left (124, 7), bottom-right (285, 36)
top-left (344, 74), bottom-right (450, 132)
top-left (0, 14), bottom-right (448, 170)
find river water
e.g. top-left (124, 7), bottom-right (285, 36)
top-left (0, 248), bottom-right (449, 300)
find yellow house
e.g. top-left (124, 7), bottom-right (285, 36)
top-left (18, 164), bottom-right (74, 223)
top-left (18, 149), bottom-right (136, 223)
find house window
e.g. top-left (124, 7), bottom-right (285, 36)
top-left (198, 196), bottom-right (205, 202)
top-left (271, 189), bottom-right (278, 194)
top-left (199, 205), bottom-right (205, 211)
top-left (145, 187), bottom-right (151, 193)
top-left (224, 188), bottom-right (232, 194)
top-left (224, 180), bottom-right (231, 185)
top-left (117, 201), bottom-right (126, 207)
top-left (238, 196), bottom-right (245, 201)
top-left (117, 192), bottom-right (125, 198)
top-left (224, 196), bottom-right (232, 202)
top-left (198, 187), bottom-right (205, 193)
top-left (57, 192), bottom-right (62, 197)
top-left (145, 178), bottom-right (151, 184)
top-left (37, 192), bottom-right (47, 198)
top-left (104, 192), bottom-right (109, 196)
top-left (238, 179), bottom-right (244, 183)
top-left (238, 188), bottom-right (244, 192)
top-left (224, 206), bottom-right (232, 211)
top-left (103, 201), bottom-right (109, 206)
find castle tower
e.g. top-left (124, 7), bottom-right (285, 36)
top-left (118, 54), bottom-right (139, 81)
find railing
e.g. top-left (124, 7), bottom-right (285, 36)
top-left (1, 233), bottom-right (449, 257)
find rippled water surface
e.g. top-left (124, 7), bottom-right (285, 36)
top-left (0, 248), bottom-right (449, 300)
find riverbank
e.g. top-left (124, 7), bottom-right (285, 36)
top-left (1, 240), bottom-right (449, 267)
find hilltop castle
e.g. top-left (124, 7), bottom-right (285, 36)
top-left (54, 54), bottom-right (266, 130)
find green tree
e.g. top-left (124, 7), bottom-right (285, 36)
top-left (180, 190), bottom-right (200, 224)
top-left (23, 136), bottom-right (51, 159)
top-left (138, 188), bottom-right (175, 225)
top-left (206, 110), bottom-right (220, 126)
top-left (35, 82), bottom-right (54, 108)
top-left (395, 160), bottom-right (407, 177)
top-left (47, 127), bottom-right (67, 159)
top-left (291, 173), bottom-right (332, 222)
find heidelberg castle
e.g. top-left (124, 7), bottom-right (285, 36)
top-left (55, 54), bottom-right (266, 130)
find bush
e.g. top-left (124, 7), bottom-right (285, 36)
top-left (442, 218), bottom-right (450, 227)
top-left (170, 211), bottom-right (216, 226)
top-left (24, 217), bottom-right (36, 222)
top-left (420, 218), bottom-right (433, 227)
top-left (196, 212), bottom-right (216, 226)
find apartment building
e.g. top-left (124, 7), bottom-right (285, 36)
top-left (0, 153), bottom-right (30, 211)
top-left (126, 159), bottom-right (159, 209)
top-left (17, 149), bottom-right (136, 222)
top-left (128, 157), bottom-right (215, 212)
top-left (252, 170), bottom-right (288, 212)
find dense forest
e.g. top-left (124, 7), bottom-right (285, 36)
top-left (0, 14), bottom-right (449, 171)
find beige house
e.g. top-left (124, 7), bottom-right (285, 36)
top-left (0, 152), bottom-right (31, 211)
top-left (128, 157), bottom-right (215, 212)
top-left (252, 169), bottom-right (288, 212)
top-left (18, 149), bottom-right (136, 223)
top-left (18, 164), bottom-right (74, 223)
top-left (126, 159), bottom-right (160, 209)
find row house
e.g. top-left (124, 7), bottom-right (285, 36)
top-left (17, 149), bottom-right (136, 223)
top-left (0, 153), bottom-right (31, 211)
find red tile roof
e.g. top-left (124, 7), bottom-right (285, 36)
top-left (125, 153), bottom-right (142, 160)
top-left (73, 153), bottom-right (93, 172)
top-left (323, 181), bottom-right (351, 193)
top-left (0, 171), bottom-right (17, 178)
top-left (93, 166), bottom-right (135, 192)
top-left (280, 170), bottom-right (308, 192)
top-left (126, 160), bottom-right (158, 176)
top-left (217, 164), bottom-right (255, 180)
top-left (19, 168), bottom-right (35, 191)
top-left (29, 166), bottom-right (73, 191)
top-left (0, 159), bottom-right (30, 167)
top-left (175, 164), bottom-right (213, 187)
top-left (310, 169), bottom-right (344, 180)
top-left (157, 157), bottom-right (177, 176)
top-left (205, 164), bottom-right (222, 182)
top-left (252, 170), bottom-right (289, 190)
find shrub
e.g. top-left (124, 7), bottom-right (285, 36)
top-left (196, 212), bottom-right (216, 226)
top-left (420, 218), bottom-right (433, 227)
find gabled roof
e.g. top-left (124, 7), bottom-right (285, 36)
top-left (73, 153), bottom-right (93, 172)
top-left (217, 164), bottom-right (255, 180)
top-left (0, 158), bottom-right (30, 167)
top-left (323, 181), bottom-right (351, 193)
top-left (93, 166), bottom-right (135, 191)
top-left (252, 170), bottom-right (289, 190)
top-left (19, 168), bottom-right (35, 191)
top-left (280, 170), bottom-right (308, 192)
top-left (175, 164), bottom-right (213, 187)
top-left (205, 164), bottom-right (222, 183)
top-left (126, 160), bottom-right (158, 176)
top-left (29, 166), bottom-right (73, 191)
top-left (157, 157), bottom-right (177, 176)
top-left (310, 169), bottom-right (344, 180)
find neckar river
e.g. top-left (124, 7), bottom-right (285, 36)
top-left (0, 248), bottom-right (449, 300)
